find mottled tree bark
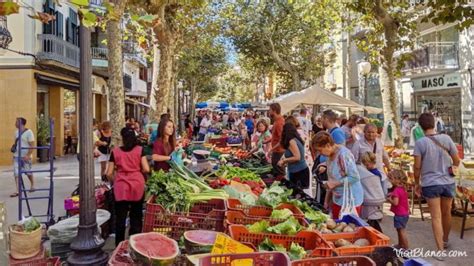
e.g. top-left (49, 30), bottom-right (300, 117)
top-left (106, 0), bottom-right (126, 147)
top-left (148, 33), bottom-right (160, 122)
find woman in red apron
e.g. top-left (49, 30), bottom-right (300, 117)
top-left (106, 127), bottom-right (150, 246)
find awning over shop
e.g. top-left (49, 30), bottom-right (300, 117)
top-left (34, 73), bottom-right (79, 90)
top-left (267, 85), bottom-right (383, 114)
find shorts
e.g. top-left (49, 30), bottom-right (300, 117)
top-left (422, 183), bottom-right (455, 199)
top-left (289, 167), bottom-right (310, 189)
top-left (98, 152), bottom-right (110, 163)
top-left (394, 215), bottom-right (409, 229)
top-left (13, 157), bottom-right (32, 177)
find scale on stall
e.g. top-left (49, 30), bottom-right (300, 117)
top-left (189, 150), bottom-right (214, 174)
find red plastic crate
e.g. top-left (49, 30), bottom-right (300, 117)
top-left (228, 225), bottom-right (333, 257)
top-left (225, 210), bottom-right (309, 229)
top-left (227, 199), bottom-right (305, 218)
top-left (320, 226), bottom-right (390, 256)
top-left (292, 256), bottom-right (376, 266)
top-left (10, 257), bottom-right (60, 266)
top-left (142, 197), bottom-right (227, 240)
top-left (200, 252), bottom-right (290, 266)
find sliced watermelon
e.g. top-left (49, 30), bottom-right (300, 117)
top-left (129, 232), bottom-right (179, 266)
top-left (183, 230), bottom-right (219, 254)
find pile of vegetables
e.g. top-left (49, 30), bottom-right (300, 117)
top-left (332, 238), bottom-right (370, 248)
top-left (11, 217), bottom-right (41, 233)
top-left (146, 169), bottom-right (228, 213)
top-left (214, 165), bottom-right (261, 182)
top-left (247, 216), bottom-right (304, 235)
top-left (258, 238), bottom-right (307, 261)
top-left (317, 220), bottom-right (358, 234)
top-left (232, 156), bottom-right (272, 175)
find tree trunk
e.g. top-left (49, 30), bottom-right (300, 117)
top-left (106, 0), bottom-right (126, 147)
top-left (149, 33), bottom-right (160, 122)
top-left (154, 41), bottom-right (176, 120)
top-left (379, 49), bottom-right (403, 148)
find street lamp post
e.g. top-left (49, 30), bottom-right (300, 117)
top-left (67, 22), bottom-right (108, 266)
top-left (358, 60), bottom-right (371, 116)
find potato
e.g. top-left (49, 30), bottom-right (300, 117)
top-left (321, 228), bottom-right (333, 234)
top-left (326, 219), bottom-right (337, 230)
top-left (348, 223), bottom-right (357, 229)
top-left (334, 239), bottom-right (352, 247)
top-left (354, 238), bottom-right (370, 247)
top-left (342, 226), bottom-right (354, 232)
top-left (333, 222), bottom-right (347, 233)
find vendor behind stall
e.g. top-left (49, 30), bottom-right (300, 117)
top-left (152, 118), bottom-right (176, 172)
top-left (247, 119), bottom-right (272, 159)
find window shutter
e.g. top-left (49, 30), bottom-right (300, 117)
top-left (57, 12), bottom-right (63, 38)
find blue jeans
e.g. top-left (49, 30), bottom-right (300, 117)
top-left (198, 133), bottom-right (206, 141)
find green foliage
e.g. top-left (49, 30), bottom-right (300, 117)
top-left (421, 0), bottom-right (474, 30)
top-left (37, 115), bottom-right (50, 145)
top-left (222, 0), bottom-right (341, 91)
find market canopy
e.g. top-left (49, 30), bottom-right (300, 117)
top-left (268, 85), bottom-right (383, 114)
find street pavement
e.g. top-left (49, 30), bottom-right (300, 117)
top-left (0, 155), bottom-right (473, 265)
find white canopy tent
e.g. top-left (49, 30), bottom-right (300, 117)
top-left (267, 85), bottom-right (383, 115)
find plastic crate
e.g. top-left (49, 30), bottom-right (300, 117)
top-left (226, 199), bottom-right (305, 218)
top-left (50, 242), bottom-right (72, 261)
top-left (200, 252), bottom-right (290, 266)
top-left (142, 197), bottom-right (227, 240)
top-left (321, 226), bottom-right (390, 256)
top-left (10, 257), bottom-right (61, 266)
top-left (209, 137), bottom-right (228, 147)
top-left (403, 258), bottom-right (431, 266)
top-left (292, 256), bottom-right (375, 266)
top-left (228, 225), bottom-right (333, 257)
top-left (225, 210), bottom-right (309, 229)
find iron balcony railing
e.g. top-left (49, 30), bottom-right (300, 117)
top-left (402, 42), bottom-right (459, 72)
top-left (89, 0), bottom-right (103, 6)
top-left (37, 34), bottom-right (80, 68)
top-left (91, 47), bottom-right (108, 60)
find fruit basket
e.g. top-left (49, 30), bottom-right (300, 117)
top-left (143, 197), bottom-right (227, 240)
top-left (292, 255), bottom-right (375, 266)
top-left (228, 225), bottom-right (333, 257)
top-left (200, 251), bottom-right (290, 266)
top-left (225, 210), bottom-right (309, 229)
top-left (227, 199), bottom-right (305, 218)
top-left (320, 226), bottom-right (390, 256)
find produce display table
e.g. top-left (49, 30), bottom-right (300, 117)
top-left (455, 161), bottom-right (474, 239)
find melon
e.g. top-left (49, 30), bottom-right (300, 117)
top-left (183, 230), bottom-right (219, 254)
top-left (129, 232), bottom-right (179, 265)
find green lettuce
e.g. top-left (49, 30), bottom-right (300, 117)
top-left (288, 242), bottom-right (307, 261)
top-left (270, 208), bottom-right (293, 220)
top-left (258, 238), bottom-right (286, 252)
top-left (266, 216), bottom-right (302, 235)
top-left (247, 220), bottom-right (270, 233)
top-left (256, 182), bottom-right (292, 208)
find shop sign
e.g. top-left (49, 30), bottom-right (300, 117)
top-left (411, 72), bottom-right (461, 91)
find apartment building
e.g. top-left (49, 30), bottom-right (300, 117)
top-left (0, 0), bottom-right (150, 165)
top-left (398, 21), bottom-right (474, 153)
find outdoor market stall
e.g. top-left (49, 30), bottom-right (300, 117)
top-left (267, 85), bottom-right (383, 115)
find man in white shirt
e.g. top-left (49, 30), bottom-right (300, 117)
top-left (198, 112), bottom-right (211, 141)
top-left (296, 109), bottom-right (312, 136)
top-left (11, 117), bottom-right (35, 197)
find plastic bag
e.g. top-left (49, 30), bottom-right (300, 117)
top-left (339, 178), bottom-right (359, 219)
top-left (170, 148), bottom-right (185, 167)
top-left (47, 209), bottom-right (110, 244)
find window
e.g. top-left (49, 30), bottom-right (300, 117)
top-left (139, 67), bottom-right (147, 81)
top-left (66, 9), bottom-right (79, 46)
top-left (55, 11), bottom-right (63, 38)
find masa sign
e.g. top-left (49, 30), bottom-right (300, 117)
top-left (411, 72), bottom-right (461, 91)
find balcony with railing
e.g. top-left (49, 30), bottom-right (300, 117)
top-left (92, 47), bottom-right (108, 67)
top-left (401, 42), bottom-right (459, 73)
top-left (37, 34), bottom-right (80, 68)
top-left (123, 74), bottom-right (132, 92)
top-left (90, 0), bottom-right (103, 7)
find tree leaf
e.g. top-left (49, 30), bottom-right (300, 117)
top-left (139, 14), bottom-right (157, 23)
top-left (69, 0), bottom-right (89, 7)
top-left (0, 1), bottom-right (20, 16)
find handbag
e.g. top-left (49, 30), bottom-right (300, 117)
top-left (11, 129), bottom-right (27, 153)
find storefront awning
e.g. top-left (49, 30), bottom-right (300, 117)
top-left (35, 73), bottom-right (79, 90)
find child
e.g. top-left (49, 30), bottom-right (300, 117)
top-left (360, 152), bottom-right (386, 233)
top-left (361, 152), bottom-right (389, 195)
top-left (387, 169), bottom-right (409, 250)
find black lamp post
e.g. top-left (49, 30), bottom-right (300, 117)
top-left (67, 20), bottom-right (108, 265)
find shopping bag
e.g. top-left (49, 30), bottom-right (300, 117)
top-left (339, 178), bottom-right (359, 219)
